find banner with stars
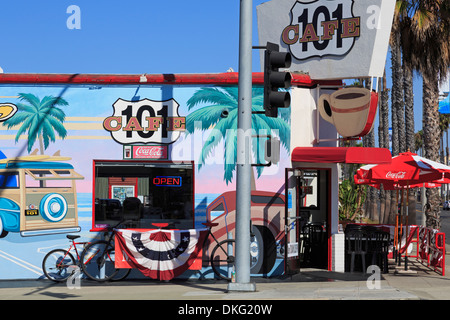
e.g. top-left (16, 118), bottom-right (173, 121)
top-left (115, 228), bottom-right (208, 280)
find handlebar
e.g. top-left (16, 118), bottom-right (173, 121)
top-left (109, 219), bottom-right (134, 230)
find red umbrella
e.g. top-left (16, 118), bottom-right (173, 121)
top-left (355, 151), bottom-right (445, 184)
top-left (354, 176), bottom-right (450, 190)
top-left (353, 150), bottom-right (450, 270)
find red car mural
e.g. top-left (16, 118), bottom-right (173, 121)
top-left (205, 190), bottom-right (285, 274)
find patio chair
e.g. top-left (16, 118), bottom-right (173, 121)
top-left (346, 229), bottom-right (369, 273)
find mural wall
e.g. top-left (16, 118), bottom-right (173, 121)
top-left (0, 84), bottom-right (290, 279)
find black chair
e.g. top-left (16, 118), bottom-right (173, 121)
top-left (346, 229), bottom-right (369, 273)
top-left (344, 224), bottom-right (364, 234)
top-left (302, 223), bottom-right (325, 266)
top-left (122, 197), bottom-right (143, 222)
top-left (372, 231), bottom-right (390, 273)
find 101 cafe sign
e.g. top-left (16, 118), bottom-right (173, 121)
top-left (103, 98), bottom-right (185, 145)
top-left (257, 0), bottom-right (395, 80)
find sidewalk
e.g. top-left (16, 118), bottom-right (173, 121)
top-left (1, 256), bottom-right (449, 301)
top-left (0, 244), bottom-right (449, 301)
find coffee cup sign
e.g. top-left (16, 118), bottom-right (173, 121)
top-left (318, 87), bottom-right (378, 138)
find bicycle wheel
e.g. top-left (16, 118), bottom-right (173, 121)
top-left (210, 239), bottom-right (235, 281)
top-left (110, 268), bottom-right (131, 281)
top-left (80, 240), bottom-right (120, 282)
top-left (42, 249), bottom-right (76, 282)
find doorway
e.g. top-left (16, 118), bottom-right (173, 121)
top-left (285, 168), bottom-right (330, 270)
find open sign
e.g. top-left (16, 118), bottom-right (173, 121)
top-left (153, 176), bottom-right (182, 187)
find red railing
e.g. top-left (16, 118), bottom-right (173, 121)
top-left (418, 227), bottom-right (446, 276)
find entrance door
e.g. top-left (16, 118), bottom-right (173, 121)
top-left (285, 168), bottom-right (330, 271)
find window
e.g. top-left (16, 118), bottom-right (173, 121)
top-left (299, 170), bottom-right (320, 210)
top-left (93, 160), bottom-right (194, 229)
top-left (25, 169), bottom-right (81, 188)
top-left (251, 195), bottom-right (284, 204)
top-left (0, 172), bottom-right (19, 188)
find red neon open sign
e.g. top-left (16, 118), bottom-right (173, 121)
top-left (153, 176), bottom-right (182, 187)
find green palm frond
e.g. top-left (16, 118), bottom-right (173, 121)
top-left (5, 93), bottom-right (68, 153)
top-left (197, 108), bottom-right (238, 172)
top-left (41, 107), bottom-right (66, 122)
top-left (18, 93), bottom-right (41, 110)
top-left (187, 87), bottom-right (238, 110)
top-left (185, 104), bottom-right (236, 134)
top-left (40, 95), bottom-right (69, 109)
top-left (185, 86), bottom-right (291, 184)
top-left (13, 116), bottom-right (34, 143)
top-left (3, 110), bottom-right (30, 128)
top-left (46, 116), bottom-right (67, 139)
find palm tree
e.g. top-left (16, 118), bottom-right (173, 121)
top-left (185, 86), bottom-right (290, 186)
top-left (390, 3), bottom-right (404, 158)
top-left (400, 13), bottom-right (416, 153)
top-left (3, 93), bottom-right (68, 154)
top-left (408, 0), bottom-right (450, 229)
top-left (414, 130), bottom-right (423, 154)
top-left (378, 70), bottom-right (391, 224)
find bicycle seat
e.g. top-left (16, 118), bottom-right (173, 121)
top-left (66, 235), bottom-right (80, 240)
top-left (202, 222), bottom-right (219, 228)
top-left (152, 222), bottom-right (169, 228)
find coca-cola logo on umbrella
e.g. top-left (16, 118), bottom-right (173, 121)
top-left (103, 98), bottom-right (185, 145)
top-left (385, 171), bottom-right (407, 179)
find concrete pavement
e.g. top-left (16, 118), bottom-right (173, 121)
top-left (0, 258), bottom-right (448, 301)
top-left (0, 245), bottom-right (449, 302)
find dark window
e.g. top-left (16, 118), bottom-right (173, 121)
top-left (93, 161), bottom-right (194, 229)
top-left (251, 195), bottom-right (284, 204)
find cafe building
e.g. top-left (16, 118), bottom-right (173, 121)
top-left (0, 0), bottom-right (398, 280)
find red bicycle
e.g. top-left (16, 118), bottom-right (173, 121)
top-left (42, 233), bottom-right (130, 282)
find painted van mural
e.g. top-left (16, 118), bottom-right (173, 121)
top-left (0, 79), bottom-right (292, 280)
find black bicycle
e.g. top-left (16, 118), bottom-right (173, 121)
top-left (202, 222), bottom-right (237, 281)
top-left (79, 220), bottom-right (132, 282)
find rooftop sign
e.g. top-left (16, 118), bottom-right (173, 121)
top-left (257, 0), bottom-right (395, 80)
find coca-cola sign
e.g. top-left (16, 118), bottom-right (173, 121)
top-left (385, 171), bottom-right (407, 179)
top-left (132, 145), bottom-right (168, 159)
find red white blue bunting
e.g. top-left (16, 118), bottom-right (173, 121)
top-left (115, 228), bottom-right (207, 280)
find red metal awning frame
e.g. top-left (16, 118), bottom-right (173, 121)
top-left (0, 72), bottom-right (342, 87)
top-left (291, 147), bottom-right (392, 164)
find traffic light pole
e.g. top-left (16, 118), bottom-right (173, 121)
top-left (227, 0), bottom-right (256, 292)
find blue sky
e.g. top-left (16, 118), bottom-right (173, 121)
top-left (0, 0), bottom-right (426, 134)
top-left (0, 0), bottom-right (266, 74)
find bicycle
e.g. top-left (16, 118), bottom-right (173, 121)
top-left (79, 220), bottom-right (132, 282)
top-left (42, 232), bottom-right (131, 282)
top-left (203, 221), bottom-right (262, 281)
top-left (77, 220), bottom-right (248, 282)
top-left (200, 222), bottom-right (235, 281)
top-left (42, 234), bottom-right (86, 282)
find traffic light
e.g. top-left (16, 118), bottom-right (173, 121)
top-left (263, 42), bottom-right (292, 117)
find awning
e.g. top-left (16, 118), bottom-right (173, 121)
top-left (291, 147), bottom-right (392, 164)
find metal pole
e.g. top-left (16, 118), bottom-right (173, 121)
top-left (227, 0), bottom-right (255, 292)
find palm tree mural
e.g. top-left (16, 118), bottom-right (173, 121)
top-left (2, 93), bottom-right (68, 154)
top-left (185, 86), bottom-right (290, 186)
